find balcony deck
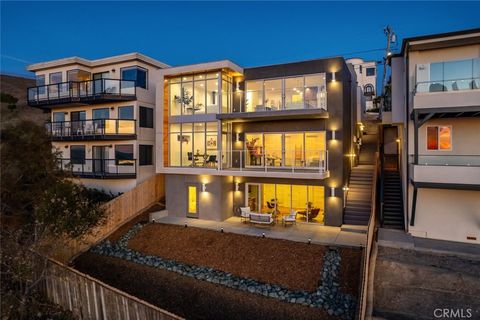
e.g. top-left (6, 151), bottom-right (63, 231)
top-left (60, 158), bottom-right (137, 179)
top-left (217, 108), bottom-right (328, 122)
top-left (28, 78), bottom-right (136, 107)
top-left (47, 119), bottom-right (136, 141)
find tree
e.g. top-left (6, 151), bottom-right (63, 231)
top-left (1, 120), bottom-right (106, 319)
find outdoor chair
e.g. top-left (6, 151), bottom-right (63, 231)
top-left (240, 207), bottom-right (251, 222)
top-left (282, 210), bottom-right (297, 226)
top-left (206, 155), bottom-right (217, 167)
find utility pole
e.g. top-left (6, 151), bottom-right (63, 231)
top-left (380, 25), bottom-right (396, 117)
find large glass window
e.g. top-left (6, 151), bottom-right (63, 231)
top-left (252, 183), bottom-right (324, 224)
top-left (49, 72), bottom-right (62, 84)
top-left (169, 73), bottom-right (220, 115)
top-left (244, 131), bottom-right (326, 168)
top-left (168, 122), bottom-right (218, 167)
top-left (245, 80), bottom-right (263, 112)
top-left (264, 79), bottom-right (282, 111)
top-left (222, 75), bottom-right (232, 113)
top-left (245, 74), bottom-right (326, 112)
top-left (118, 106), bottom-right (134, 134)
top-left (67, 69), bottom-right (91, 82)
top-left (121, 66), bottom-right (147, 89)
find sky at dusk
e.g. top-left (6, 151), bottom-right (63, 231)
top-left (1, 1), bottom-right (479, 77)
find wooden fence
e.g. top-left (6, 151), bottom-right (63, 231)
top-left (357, 151), bottom-right (379, 320)
top-left (53, 174), bottom-right (165, 263)
top-left (42, 258), bottom-right (182, 320)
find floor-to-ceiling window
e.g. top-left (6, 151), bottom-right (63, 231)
top-left (244, 131), bottom-right (326, 169)
top-left (169, 73), bottom-right (221, 115)
top-left (245, 74), bottom-right (327, 112)
top-left (169, 122), bottom-right (218, 167)
top-left (247, 183), bottom-right (325, 224)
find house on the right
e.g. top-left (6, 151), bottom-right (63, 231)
top-left (386, 28), bottom-right (480, 244)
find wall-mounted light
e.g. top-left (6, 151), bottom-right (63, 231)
top-left (396, 138), bottom-right (401, 143)
top-left (235, 182), bottom-right (240, 192)
top-left (234, 132), bottom-right (243, 142)
top-left (331, 72), bottom-right (336, 82)
top-left (110, 107), bottom-right (114, 111)
top-left (236, 81), bottom-right (240, 91)
top-left (64, 145), bottom-right (69, 149)
top-left (202, 183), bottom-right (207, 192)
top-left (331, 130), bottom-right (336, 140)
top-left (111, 69), bottom-right (116, 73)
top-left (108, 145), bottom-right (113, 148)
top-left (342, 186), bottom-right (349, 192)
top-left (330, 187), bottom-right (336, 197)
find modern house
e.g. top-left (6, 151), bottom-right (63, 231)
top-left (385, 28), bottom-right (480, 243)
top-left (27, 53), bottom-right (169, 194)
top-left (156, 57), bottom-right (361, 226)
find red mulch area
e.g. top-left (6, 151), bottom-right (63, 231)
top-left (128, 223), bottom-right (326, 291)
top-left (74, 252), bottom-right (337, 320)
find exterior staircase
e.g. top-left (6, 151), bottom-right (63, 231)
top-left (343, 124), bottom-right (378, 226)
top-left (382, 170), bottom-right (405, 229)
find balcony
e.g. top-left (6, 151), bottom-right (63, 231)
top-left (163, 150), bottom-right (329, 179)
top-left (59, 158), bottom-right (136, 179)
top-left (413, 58), bottom-right (480, 110)
top-left (411, 155), bottom-right (480, 186)
top-left (46, 119), bottom-right (136, 141)
top-left (27, 79), bottom-right (136, 107)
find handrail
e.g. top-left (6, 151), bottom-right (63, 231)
top-left (27, 78), bottom-right (136, 104)
top-left (358, 150), bottom-right (379, 320)
top-left (59, 158), bottom-right (137, 177)
top-left (46, 119), bottom-right (136, 137)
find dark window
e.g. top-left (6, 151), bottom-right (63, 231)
top-left (139, 145), bottom-right (153, 166)
top-left (49, 72), bottom-right (62, 84)
top-left (359, 66), bottom-right (363, 74)
top-left (366, 68), bottom-right (375, 76)
top-left (121, 67), bottom-right (148, 89)
top-left (364, 84), bottom-right (374, 95)
top-left (36, 75), bottom-right (45, 86)
top-left (119, 106), bottom-right (134, 119)
top-left (139, 106), bottom-right (154, 128)
top-left (115, 144), bottom-right (134, 166)
top-left (70, 145), bottom-right (86, 164)
top-left (92, 108), bottom-right (109, 119)
top-left (93, 72), bottom-right (109, 80)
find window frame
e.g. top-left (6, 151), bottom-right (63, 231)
top-left (139, 144), bottom-right (153, 166)
top-left (366, 67), bottom-right (376, 77)
top-left (120, 66), bottom-right (148, 90)
top-left (70, 145), bottom-right (86, 165)
top-left (115, 144), bottom-right (135, 166)
top-left (426, 125), bottom-right (452, 151)
top-left (118, 106), bottom-right (134, 120)
top-left (139, 106), bottom-right (154, 128)
top-left (49, 72), bottom-right (63, 84)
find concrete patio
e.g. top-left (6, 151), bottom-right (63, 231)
top-left (152, 214), bottom-right (367, 248)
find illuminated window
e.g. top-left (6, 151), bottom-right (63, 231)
top-left (427, 126), bottom-right (451, 150)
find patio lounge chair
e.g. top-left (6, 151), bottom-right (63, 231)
top-left (240, 207), bottom-right (251, 222)
top-left (282, 210), bottom-right (297, 226)
top-left (249, 213), bottom-right (274, 225)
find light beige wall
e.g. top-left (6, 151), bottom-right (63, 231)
top-left (407, 187), bottom-right (480, 244)
top-left (411, 118), bottom-right (480, 155)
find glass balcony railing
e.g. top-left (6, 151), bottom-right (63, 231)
top-left (416, 77), bottom-right (480, 93)
top-left (417, 155), bottom-right (480, 166)
top-left (169, 149), bottom-right (328, 173)
top-left (59, 158), bottom-right (136, 178)
top-left (28, 78), bottom-right (136, 105)
top-left (415, 58), bottom-right (480, 94)
top-left (46, 119), bottom-right (136, 139)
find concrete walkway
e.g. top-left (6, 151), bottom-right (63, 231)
top-left (153, 215), bottom-right (366, 248)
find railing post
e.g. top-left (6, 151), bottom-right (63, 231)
top-left (240, 151), bottom-right (243, 171)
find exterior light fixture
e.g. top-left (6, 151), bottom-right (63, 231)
top-left (202, 183), bottom-right (207, 192)
top-left (64, 145), bottom-right (69, 149)
top-left (330, 187), bottom-right (336, 197)
top-left (221, 227), bottom-right (224, 233)
top-left (308, 238), bottom-right (311, 244)
top-left (343, 186), bottom-right (349, 191)
top-left (152, 218), bottom-right (155, 223)
top-left (184, 222), bottom-right (188, 228)
top-left (235, 182), bottom-right (240, 192)
top-left (396, 138), bottom-right (401, 143)
top-left (331, 130), bottom-right (336, 140)
top-left (110, 107), bottom-right (114, 110)
top-left (331, 72), bottom-right (336, 82)
top-left (236, 81), bottom-right (240, 91)
top-left (262, 233), bottom-right (265, 238)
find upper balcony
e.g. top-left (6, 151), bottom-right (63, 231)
top-left (413, 58), bottom-right (480, 110)
top-left (46, 119), bottom-right (136, 141)
top-left (59, 158), bottom-right (136, 179)
top-left (410, 155), bottom-right (480, 187)
top-left (27, 79), bottom-right (136, 107)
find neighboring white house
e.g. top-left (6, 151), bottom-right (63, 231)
top-left (347, 58), bottom-right (377, 111)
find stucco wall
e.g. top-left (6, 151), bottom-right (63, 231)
top-left (407, 187), bottom-right (480, 244)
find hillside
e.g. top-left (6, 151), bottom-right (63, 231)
top-left (0, 74), bottom-right (48, 129)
